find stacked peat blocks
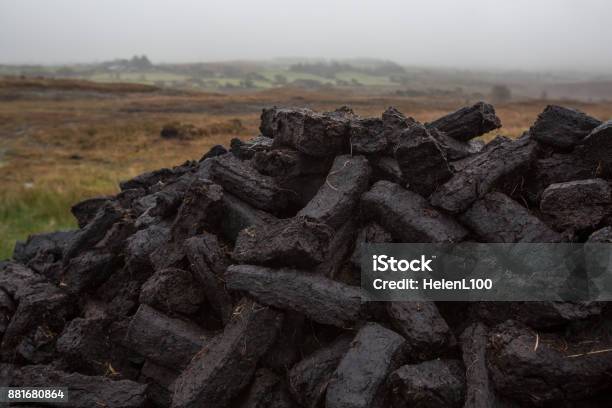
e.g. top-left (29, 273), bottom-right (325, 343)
top-left (2, 102), bottom-right (612, 407)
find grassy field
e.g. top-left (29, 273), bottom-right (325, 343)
top-left (2, 77), bottom-right (612, 259)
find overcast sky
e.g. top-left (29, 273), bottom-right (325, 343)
top-left (1, 0), bottom-right (610, 71)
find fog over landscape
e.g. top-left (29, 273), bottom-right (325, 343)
top-left (1, 0), bottom-right (611, 72)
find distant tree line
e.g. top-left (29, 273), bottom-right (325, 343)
top-left (128, 55), bottom-right (153, 70)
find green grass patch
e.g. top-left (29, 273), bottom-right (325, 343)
top-left (0, 188), bottom-right (84, 260)
top-left (0, 170), bottom-right (122, 261)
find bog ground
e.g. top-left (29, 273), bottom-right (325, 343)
top-left (2, 77), bottom-right (612, 259)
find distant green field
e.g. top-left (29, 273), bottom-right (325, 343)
top-left (259, 69), bottom-right (391, 86)
top-left (335, 71), bottom-right (394, 86)
top-left (260, 69), bottom-right (334, 83)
